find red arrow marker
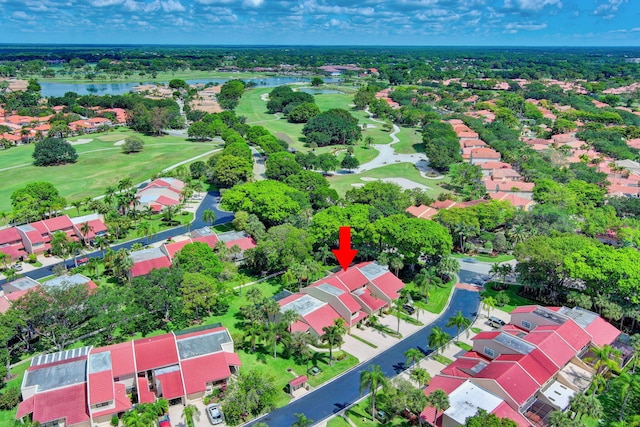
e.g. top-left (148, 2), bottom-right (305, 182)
top-left (332, 226), bottom-right (358, 272)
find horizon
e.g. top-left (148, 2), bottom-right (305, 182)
top-left (1, 0), bottom-right (639, 47)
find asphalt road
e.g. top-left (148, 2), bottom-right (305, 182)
top-left (0, 191), bottom-right (234, 285)
top-left (248, 288), bottom-right (481, 427)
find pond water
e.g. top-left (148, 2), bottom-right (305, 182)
top-left (39, 76), bottom-right (342, 97)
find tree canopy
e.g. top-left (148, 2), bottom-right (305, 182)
top-left (32, 137), bottom-right (78, 166)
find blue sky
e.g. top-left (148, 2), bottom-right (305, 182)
top-left (1, 0), bottom-right (639, 46)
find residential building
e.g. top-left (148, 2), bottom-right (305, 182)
top-left (72, 213), bottom-right (108, 245)
top-left (1, 274), bottom-right (96, 313)
top-left (421, 305), bottom-right (625, 427)
top-left (276, 262), bottom-right (404, 335)
top-left (17, 325), bottom-right (241, 427)
top-left (0, 227), bottom-right (26, 261)
top-left (129, 247), bottom-right (172, 278)
top-left (16, 215), bottom-right (78, 254)
top-left (136, 178), bottom-right (184, 212)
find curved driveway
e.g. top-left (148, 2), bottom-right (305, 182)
top-left (0, 191), bottom-right (234, 285)
top-left (248, 288), bottom-right (480, 427)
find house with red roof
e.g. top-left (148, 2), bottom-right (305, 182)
top-left (16, 215), bottom-right (78, 254)
top-left (136, 178), bottom-right (184, 212)
top-left (488, 192), bottom-right (535, 211)
top-left (128, 247), bottom-right (172, 278)
top-left (276, 262), bottom-right (405, 335)
top-left (17, 325), bottom-right (240, 426)
top-left (470, 148), bottom-right (501, 164)
top-left (420, 305), bottom-right (622, 426)
top-left (71, 213), bottom-right (108, 245)
top-left (0, 226), bottom-right (26, 261)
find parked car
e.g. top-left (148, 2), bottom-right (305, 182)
top-left (158, 415), bottom-right (171, 427)
top-left (12, 263), bottom-right (23, 271)
top-left (206, 403), bottom-right (224, 425)
top-left (487, 316), bottom-right (506, 328)
top-left (402, 304), bottom-right (415, 315)
top-left (462, 257), bottom-right (478, 263)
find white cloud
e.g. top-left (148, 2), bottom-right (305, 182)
top-left (12, 10), bottom-right (35, 19)
top-left (90, 0), bottom-right (124, 6)
top-left (194, 0), bottom-right (235, 4)
top-left (505, 22), bottom-right (547, 32)
top-left (162, 0), bottom-right (185, 11)
top-left (242, 0), bottom-right (263, 7)
top-left (593, 0), bottom-right (627, 18)
top-left (503, 0), bottom-right (561, 12)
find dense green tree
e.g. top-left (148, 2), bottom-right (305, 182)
top-left (341, 153), bottom-right (360, 171)
top-left (285, 170), bottom-right (338, 210)
top-left (221, 180), bottom-right (309, 225)
top-left (265, 152), bottom-right (302, 181)
top-left (345, 181), bottom-right (412, 216)
top-left (302, 109), bottom-right (362, 146)
top-left (211, 154), bottom-right (253, 188)
top-left (246, 224), bottom-right (313, 273)
top-left (221, 369), bottom-right (278, 425)
top-left (464, 409), bottom-right (518, 427)
top-left (122, 135), bottom-right (144, 153)
top-left (32, 137), bottom-right (78, 166)
top-left (288, 102), bottom-right (320, 123)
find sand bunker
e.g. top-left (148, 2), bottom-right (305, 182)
top-left (260, 93), bottom-right (270, 101)
top-left (114, 139), bottom-right (125, 146)
top-left (68, 139), bottom-right (92, 145)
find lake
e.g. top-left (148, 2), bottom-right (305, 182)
top-left (39, 76), bottom-right (342, 97)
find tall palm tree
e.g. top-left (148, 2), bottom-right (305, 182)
top-left (281, 309), bottom-right (300, 333)
top-left (94, 235), bottom-right (109, 256)
top-left (446, 310), bottom-right (471, 343)
top-left (410, 367), bottom-right (431, 388)
top-left (79, 222), bottom-right (93, 244)
top-left (405, 347), bottom-right (423, 371)
top-left (292, 413), bottom-right (313, 427)
top-left (0, 252), bottom-right (10, 270)
top-left (122, 409), bottom-right (154, 427)
top-left (428, 327), bottom-right (451, 355)
top-left (586, 344), bottom-right (622, 391)
top-left (359, 364), bottom-right (387, 422)
top-left (182, 404), bottom-right (201, 427)
top-left (482, 296), bottom-right (497, 318)
top-left (151, 399), bottom-right (169, 416)
top-left (426, 389), bottom-right (449, 426)
top-left (321, 324), bottom-right (344, 364)
top-left (617, 372), bottom-right (640, 420)
top-left (389, 255), bottom-right (404, 276)
top-left (104, 186), bottom-right (116, 207)
top-left (137, 221), bottom-right (152, 245)
top-left (203, 208), bottom-right (217, 226)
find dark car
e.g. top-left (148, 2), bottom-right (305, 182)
top-left (462, 257), bottom-right (478, 263)
top-left (402, 304), bottom-right (415, 315)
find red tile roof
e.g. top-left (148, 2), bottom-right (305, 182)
top-left (523, 330), bottom-right (576, 368)
top-left (134, 333), bottom-right (178, 371)
top-left (88, 370), bottom-right (114, 405)
top-left (440, 358), bottom-right (478, 378)
top-left (92, 383), bottom-right (132, 418)
top-left (0, 296), bottom-right (12, 314)
top-left (33, 383), bottom-right (90, 425)
top-left (290, 320), bottom-right (310, 333)
top-left (137, 375), bottom-right (156, 403)
top-left (289, 375), bottom-right (308, 387)
top-left (42, 215), bottom-right (74, 232)
top-left (156, 195), bottom-right (180, 206)
top-left (0, 227), bottom-right (21, 245)
top-left (472, 331), bottom-right (501, 341)
top-left (585, 316), bottom-right (620, 347)
top-left (420, 376), bottom-right (466, 421)
top-left (496, 349), bottom-right (556, 385)
top-left (303, 304), bottom-right (343, 335)
top-left (0, 245), bottom-right (26, 259)
top-left (338, 292), bottom-right (362, 314)
top-left (538, 320), bottom-right (591, 352)
top-left (181, 353), bottom-right (234, 395)
top-left (471, 148), bottom-right (501, 159)
top-left (224, 351), bottom-right (241, 367)
top-left (356, 290), bottom-right (387, 312)
top-left (156, 369), bottom-right (184, 399)
top-left (492, 401), bottom-right (530, 427)
top-left (192, 234), bottom-right (219, 248)
top-left (163, 239), bottom-right (193, 260)
top-left (335, 267), bottom-right (369, 291)
top-left (130, 257), bottom-right (172, 277)
top-left (474, 361), bottom-right (539, 406)
top-left (372, 272), bottom-right (404, 300)
top-left (76, 219), bottom-right (108, 239)
top-left (93, 342), bottom-right (135, 378)
top-left (225, 236), bottom-right (257, 251)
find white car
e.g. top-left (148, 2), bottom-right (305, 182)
top-left (206, 403), bottom-right (224, 425)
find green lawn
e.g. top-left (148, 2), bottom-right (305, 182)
top-left (345, 400), bottom-right (410, 427)
top-left (0, 360), bottom-right (31, 424)
top-left (327, 415), bottom-right (353, 427)
top-left (0, 129), bottom-right (220, 212)
top-left (327, 163), bottom-right (449, 199)
top-left (480, 284), bottom-right (536, 313)
top-left (432, 354), bottom-right (453, 365)
top-left (392, 127), bottom-right (425, 155)
top-left (455, 341), bottom-right (472, 351)
top-left (413, 278), bottom-right (456, 315)
top-left (452, 253), bottom-right (515, 263)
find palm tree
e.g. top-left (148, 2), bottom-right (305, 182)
top-left (151, 399), bottom-right (169, 416)
top-left (405, 347), bottom-right (423, 371)
top-left (617, 372), bottom-right (640, 420)
top-left (547, 410), bottom-right (572, 427)
top-left (321, 324), bottom-right (344, 364)
top-left (389, 255), bottom-right (404, 276)
top-left (72, 199), bottom-right (83, 216)
top-left (436, 256), bottom-right (460, 281)
top-left (122, 409), bottom-right (154, 427)
top-left (281, 309), bottom-right (300, 333)
top-left (94, 235), bottom-right (109, 256)
top-left (79, 222), bottom-right (93, 244)
top-left (446, 310), bottom-right (471, 343)
top-left (410, 367), bottom-right (431, 388)
top-left (364, 135), bottom-right (374, 147)
top-left (87, 257), bottom-right (101, 276)
top-left (182, 404), bottom-right (201, 427)
top-left (203, 208), bottom-right (216, 226)
top-left (291, 413), bottom-right (313, 427)
top-left (359, 364), bottom-right (387, 422)
top-left (586, 344), bottom-right (622, 391)
top-left (482, 296), bottom-right (497, 318)
top-left (426, 389), bottom-right (449, 426)
top-left (137, 221), bottom-right (152, 244)
top-left (428, 327), bottom-right (451, 355)
top-left (118, 177), bottom-right (133, 193)
top-left (104, 186), bottom-right (116, 207)
top-left (0, 252), bottom-right (10, 270)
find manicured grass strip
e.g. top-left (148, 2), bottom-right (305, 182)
top-left (471, 327), bottom-right (482, 334)
top-left (389, 311), bottom-right (424, 326)
top-left (432, 354), bottom-right (454, 365)
top-left (350, 334), bottom-right (378, 349)
top-left (480, 284), bottom-right (536, 313)
top-left (420, 278), bottom-right (456, 314)
top-left (327, 415), bottom-right (352, 427)
top-left (455, 342), bottom-right (472, 351)
top-left (392, 126), bottom-right (425, 155)
top-left (452, 253), bottom-right (515, 263)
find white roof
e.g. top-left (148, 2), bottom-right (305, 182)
top-left (541, 380), bottom-right (576, 410)
top-left (443, 381), bottom-right (503, 424)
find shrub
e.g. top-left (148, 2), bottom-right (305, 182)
top-left (0, 387), bottom-right (21, 410)
top-left (494, 291), bottom-right (510, 307)
top-left (122, 135), bottom-right (145, 154)
top-left (28, 254), bottom-right (37, 264)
